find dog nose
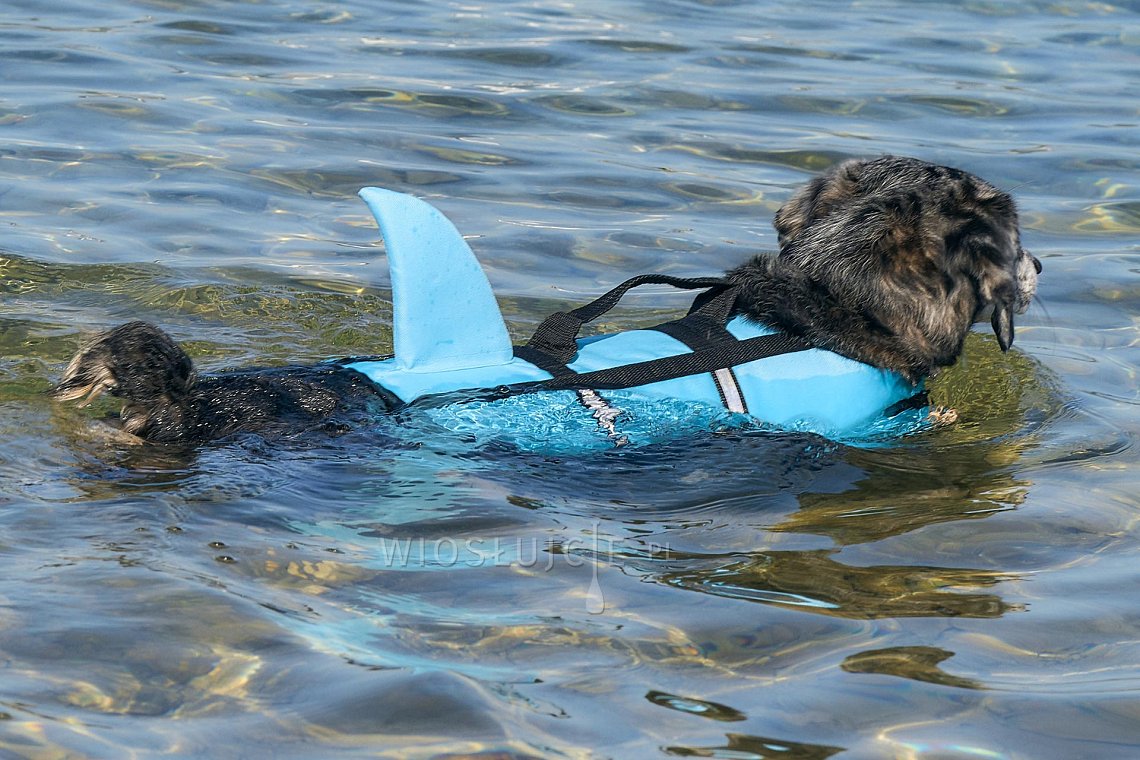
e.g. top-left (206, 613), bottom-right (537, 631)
top-left (1032, 255), bottom-right (1042, 274)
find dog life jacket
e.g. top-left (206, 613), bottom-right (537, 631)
top-left (342, 188), bottom-right (928, 450)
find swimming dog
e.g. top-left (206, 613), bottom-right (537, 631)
top-left (51, 156), bottom-right (1041, 445)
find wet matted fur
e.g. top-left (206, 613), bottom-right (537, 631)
top-left (52, 156), bottom-right (1041, 444)
top-left (727, 155), bottom-right (1041, 382)
top-left (52, 321), bottom-right (386, 443)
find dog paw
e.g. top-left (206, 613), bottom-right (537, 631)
top-left (927, 406), bottom-right (959, 427)
top-left (85, 421), bottom-right (146, 446)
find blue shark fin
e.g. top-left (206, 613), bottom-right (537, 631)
top-left (358, 187), bottom-right (514, 372)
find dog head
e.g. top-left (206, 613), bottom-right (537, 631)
top-left (773, 156), bottom-right (1040, 370)
top-left (52, 321), bottom-right (196, 436)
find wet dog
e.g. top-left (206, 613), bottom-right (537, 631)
top-left (728, 156), bottom-right (1041, 383)
top-left (52, 156), bottom-right (1040, 445)
top-left (51, 326), bottom-right (387, 444)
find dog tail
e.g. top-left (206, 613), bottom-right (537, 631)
top-left (52, 322), bottom-right (196, 432)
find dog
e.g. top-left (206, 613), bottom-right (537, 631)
top-left (51, 156), bottom-right (1040, 445)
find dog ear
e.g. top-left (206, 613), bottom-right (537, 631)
top-left (773, 178), bottom-right (821, 246)
top-left (773, 160), bottom-right (869, 247)
top-left (991, 303), bottom-right (1014, 351)
top-left (973, 249), bottom-right (1021, 352)
top-left (947, 189), bottom-right (1026, 354)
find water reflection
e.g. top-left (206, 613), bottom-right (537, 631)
top-left (659, 550), bottom-right (1018, 619)
top-left (841, 646), bottom-right (985, 690)
top-left (779, 449), bottom-right (1029, 546)
top-left (646, 689), bottom-right (746, 721)
top-left (666, 732), bottom-right (845, 759)
top-left (612, 335), bottom-right (1056, 620)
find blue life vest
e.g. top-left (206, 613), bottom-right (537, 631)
top-left (341, 188), bottom-right (928, 451)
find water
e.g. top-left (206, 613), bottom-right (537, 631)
top-left (1, 0), bottom-right (1138, 757)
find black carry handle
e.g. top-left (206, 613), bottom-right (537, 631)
top-left (523, 274), bottom-right (735, 364)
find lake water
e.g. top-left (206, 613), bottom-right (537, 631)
top-left (2, 0), bottom-right (1138, 757)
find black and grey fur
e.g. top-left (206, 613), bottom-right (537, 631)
top-left (52, 320), bottom-right (385, 444)
top-left (52, 156), bottom-right (1040, 444)
top-left (728, 156), bottom-right (1040, 382)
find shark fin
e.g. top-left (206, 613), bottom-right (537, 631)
top-left (358, 187), bottom-right (513, 372)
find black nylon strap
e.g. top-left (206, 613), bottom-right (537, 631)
top-left (653, 282), bottom-right (740, 344)
top-left (571, 274), bottom-right (731, 322)
top-left (884, 390), bottom-right (930, 418)
top-left (505, 274), bottom-right (815, 402)
top-left (653, 315), bottom-right (747, 414)
top-left (518, 332), bottom-right (811, 393)
top-left (684, 281), bottom-right (739, 323)
top-left (653, 316), bottom-right (736, 350)
top-left (516, 339), bottom-right (630, 442)
top-left (512, 344), bottom-right (577, 378)
top-left (523, 312), bottom-right (583, 364)
top-left (409, 332), bottom-right (812, 411)
top-left (523, 274), bottom-right (732, 364)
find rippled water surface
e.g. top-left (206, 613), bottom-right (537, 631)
top-left (2, 0), bottom-right (1139, 757)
